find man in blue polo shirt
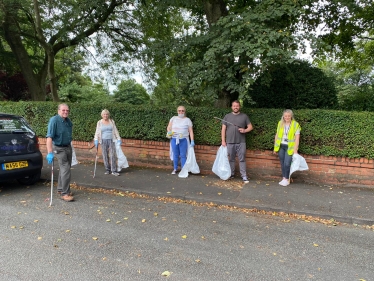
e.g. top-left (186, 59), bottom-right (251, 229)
top-left (46, 103), bottom-right (74, 202)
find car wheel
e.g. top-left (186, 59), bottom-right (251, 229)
top-left (17, 171), bottom-right (41, 185)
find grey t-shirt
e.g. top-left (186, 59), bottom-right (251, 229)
top-left (223, 112), bottom-right (251, 144)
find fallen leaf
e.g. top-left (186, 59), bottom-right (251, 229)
top-left (124, 217), bottom-right (128, 220)
top-left (66, 229), bottom-right (71, 232)
top-left (161, 271), bottom-right (172, 277)
top-left (34, 220), bottom-right (39, 223)
top-left (106, 219), bottom-right (111, 222)
top-left (218, 193), bottom-right (222, 195)
top-left (142, 219), bottom-right (146, 223)
top-left (11, 226), bottom-right (16, 229)
top-left (38, 237), bottom-right (42, 240)
top-left (19, 226), bottom-right (24, 229)
top-left (164, 237), bottom-right (168, 241)
top-left (102, 257), bottom-right (107, 261)
top-left (92, 237), bottom-right (98, 240)
top-left (154, 212), bottom-right (158, 216)
top-left (195, 259), bottom-right (201, 263)
top-left (313, 243), bottom-right (319, 247)
top-left (181, 235), bottom-right (187, 239)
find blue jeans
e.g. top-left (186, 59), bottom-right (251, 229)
top-left (171, 138), bottom-right (188, 170)
top-left (278, 144), bottom-right (292, 178)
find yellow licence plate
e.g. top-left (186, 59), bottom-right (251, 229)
top-left (3, 161), bottom-right (28, 170)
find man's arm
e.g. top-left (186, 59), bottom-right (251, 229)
top-left (221, 124), bottom-right (227, 147)
top-left (240, 123), bottom-right (253, 133)
top-left (46, 137), bottom-right (53, 154)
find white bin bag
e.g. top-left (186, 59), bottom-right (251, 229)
top-left (178, 146), bottom-right (200, 178)
top-left (289, 154), bottom-right (309, 180)
top-left (212, 145), bottom-right (231, 180)
top-left (116, 142), bottom-right (129, 172)
top-left (71, 142), bottom-right (78, 166)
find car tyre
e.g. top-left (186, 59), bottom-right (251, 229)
top-left (17, 171), bottom-right (41, 185)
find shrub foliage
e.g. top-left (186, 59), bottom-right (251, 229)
top-left (1, 102), bottom-right (373, 159)
top-left (248, 60), bottom-right (338, 109)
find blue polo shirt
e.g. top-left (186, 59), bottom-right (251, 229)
top-left (46, 115), bottom-right (73, 146)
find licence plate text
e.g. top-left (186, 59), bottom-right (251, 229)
top-left (2, 161), bottom-right (28, 170)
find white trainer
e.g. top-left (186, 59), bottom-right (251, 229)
top-left (279, 179), bottom-right (289, 186)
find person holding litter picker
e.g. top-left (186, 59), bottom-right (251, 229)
top-left (46, 103), bottom-right (74, 202)
top-left (166, 106), bottom-right (195, 175)
top-left (94, 109), bottom-right (122, 176)
top-left (221, 100), bottom-right (253, 183)
top-left (273, 109), bottom-right (301, 186)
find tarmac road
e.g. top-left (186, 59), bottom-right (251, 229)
top-left (0, 180), bottom-right (373, 281)
top-left (41, 160), bottom-right (374, 226)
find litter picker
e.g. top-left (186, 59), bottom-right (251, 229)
top-left (93, 146), bottom-right (98, 178)
top-left (49, 159), bottom-right (54, 206)
top-left (213, 117), bottom-right (242, 128)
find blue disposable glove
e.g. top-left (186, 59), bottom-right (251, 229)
top-left (190, 140), bottom-right (195, 147)
top-left (94, 140), bottom-right (98, 148)
top-left (46, 152), bottom-right (54, 164)
top-left (117, 139), bottom-right (122, 145)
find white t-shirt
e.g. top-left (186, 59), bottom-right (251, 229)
top-left (170, 116), bottom-right (193, 138)
top-left (281, 124), bottom-right (300, 145)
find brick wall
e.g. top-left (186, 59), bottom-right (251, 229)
top-left (39, 138), bottom-right (374, 186)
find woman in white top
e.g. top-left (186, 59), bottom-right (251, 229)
top-left (166, 106), bottom-right (195, 174)
top-left (94, 109), bottom-right (122, 176)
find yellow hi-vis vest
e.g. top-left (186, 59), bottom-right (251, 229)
top-left (274, 120), bottom-right (301, 155)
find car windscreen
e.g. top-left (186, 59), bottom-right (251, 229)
top-left (0, 116), bottom-right (35, 134)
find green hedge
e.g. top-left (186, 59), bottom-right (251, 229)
top-left (1, 101), bottom-right (373, 159)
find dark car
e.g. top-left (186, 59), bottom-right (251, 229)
top-left (0, 113), bottom-right (43, 185)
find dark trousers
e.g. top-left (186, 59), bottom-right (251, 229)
top-left (101, 139), bottom-right (117, 173)
top-left (278, 144), bottom-right (292, 178)
top-left (53, 145), bottom-right (72, 196)
top-left (227, 143), bottom-right (247, 178)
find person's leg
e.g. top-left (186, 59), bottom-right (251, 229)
top-left (237, 143), bottom-right (247, 179)
top-left (101, 139), bottom-right (111, 173)
top-left (283, 151), bottom-right (293, 179)
top-left (109, 141), bottom-right (117, 173)
top-left (179, 138), bottom-right (188, 168)
top-left (278, 145), bottom-right (287, 178)
top-left (171, 138), bottom-right (180, 171)
top-left (54, 146), bottom-right (72, 196)
top-left (226, 144), bottom-right (236, 176)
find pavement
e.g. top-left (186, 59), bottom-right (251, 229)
top-left (40, 160), bottom-right (374, 226)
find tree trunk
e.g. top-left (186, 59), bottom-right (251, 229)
top-left (203, 0), bottom-right (228, 27)
top-left (3, 16), bottom-right (46, 101)
top-left (204, 0), bottom-right (231, 107)
top-left (33, 0), bottom-right (59, 102)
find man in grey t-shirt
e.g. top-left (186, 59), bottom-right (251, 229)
top-left (221, 100), bottom-right (253, 183)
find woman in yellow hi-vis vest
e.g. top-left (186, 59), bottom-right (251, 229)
top-left (273, 109), bottom-right (301, 186)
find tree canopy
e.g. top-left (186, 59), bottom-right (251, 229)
top-left (0, 0), bottom-right (372, 108)
top-left (113, 79), bottom-right (150, 105)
